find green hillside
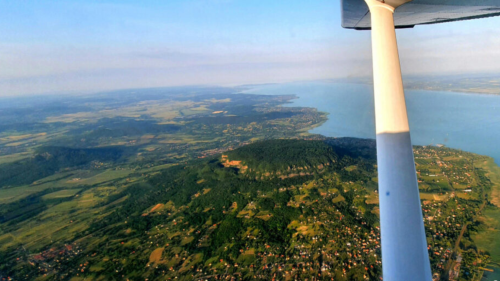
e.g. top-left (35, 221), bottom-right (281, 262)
top-left (0, 139), bottom-right (496, 280)
top-left (0, 146), bottom-right (124, 188)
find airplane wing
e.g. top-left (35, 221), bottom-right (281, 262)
top-left (341, 1), bottom-right (500, 280)
top-left (342, 0), bottom-right (500, 30)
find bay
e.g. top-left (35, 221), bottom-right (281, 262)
top-left (244, 81), bottom-right (500, 165)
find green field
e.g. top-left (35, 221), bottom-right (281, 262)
top-left (0, 152), bottom-right (31, 164)
top-left (66, 169), bottom-right (134, 186)
top-left (0, 169), bottom-right (132, 204)
top-left (472, 157), bottom-right (500, 264)
top-left (473, 207), bottom-right (500, 264)
top-left (42, 189), bottom-right (81, 199)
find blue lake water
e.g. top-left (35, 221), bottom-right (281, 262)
top-left (482, 268), bottom-right (500, 281)
top-left (245, 82), bottom-right (500, 165)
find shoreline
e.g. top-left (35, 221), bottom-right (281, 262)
top-left (307, 103), bottom-right (500, 280)
top-left (333, 79), bottom-right (500, 96)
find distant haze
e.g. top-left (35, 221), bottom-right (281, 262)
top-left (1, 0), bottom-right (500, 96)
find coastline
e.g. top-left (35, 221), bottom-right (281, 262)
top-left (333, 79), bottom-right (500, 96)
top-left (246, 82), bottom-right (500, 279)
top-left (404, 87), bottom-right (500, 96)
top-left (295, 87), bottom-right (500, 280)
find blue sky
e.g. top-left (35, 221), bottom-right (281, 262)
top-left (1, 0), bottom-right (500, 96)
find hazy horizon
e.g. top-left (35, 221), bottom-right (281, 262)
top-left (2, 0), bottom-right (500, 97)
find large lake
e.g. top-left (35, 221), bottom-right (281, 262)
top-left (245, 82), bottom-right (500, 165)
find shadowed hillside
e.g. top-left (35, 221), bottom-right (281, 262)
top-left (0, 146), bottom-right (124, 188)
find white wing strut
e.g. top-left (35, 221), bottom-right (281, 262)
top-left (364, 0), bottom-right (432, 280)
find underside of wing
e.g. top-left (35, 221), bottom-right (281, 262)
top-left (342, 0), bottom-right (500, 30)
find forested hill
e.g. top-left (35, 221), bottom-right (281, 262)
top-left (224, 139), bottom-right (340, 171)
top-left (324, 138), bottom-right (376, 161)
top-left (223, 138), bottom-right (376, 179)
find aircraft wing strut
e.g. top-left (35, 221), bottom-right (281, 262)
top-left (342, 0), bottom-right (500, 280)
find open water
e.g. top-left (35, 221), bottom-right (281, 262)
top-left (245, 82), bottom-right (500, 165)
